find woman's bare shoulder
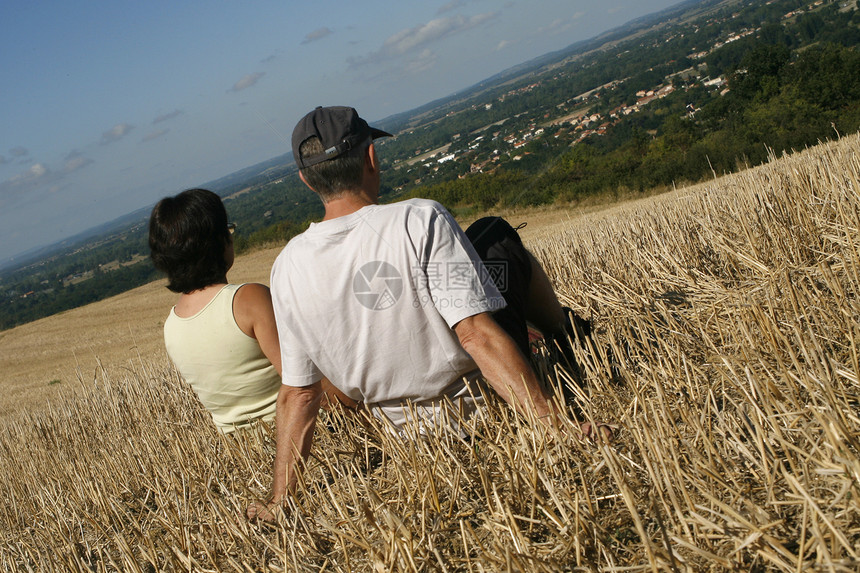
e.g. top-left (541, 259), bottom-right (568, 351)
top-left (235, 282), bottom-right (271, 295)
top-left (232, 283), bottom-right (275, 332)
top-left (234, 283), bottom-right (273, 309)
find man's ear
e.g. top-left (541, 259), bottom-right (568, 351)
top-left (365, 143), bottom-right (379, 173)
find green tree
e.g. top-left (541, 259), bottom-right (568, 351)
top-left (732, 43), bottom-right (791, 102)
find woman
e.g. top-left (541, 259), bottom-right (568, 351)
top-left (149, 188), bottom-right (284, 433)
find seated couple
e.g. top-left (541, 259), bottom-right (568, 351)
top-left (148, 106), bottom-right (606, 519)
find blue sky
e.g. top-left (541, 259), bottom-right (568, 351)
top-left (0, 0), bottom-right (681, 264)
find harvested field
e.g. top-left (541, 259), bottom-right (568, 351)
top-left (0, 134), bottom-right (858, 571)
top-left (0, 247), bottom-right (282, 416)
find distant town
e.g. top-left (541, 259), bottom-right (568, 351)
top-left (385, 0), bottom-right (842, 186)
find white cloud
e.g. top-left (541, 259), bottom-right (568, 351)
top-left (539, 18), bottom-right (565, 34)
top-left (63, 150), bottom-right (93, 173)
top-left (0, 150), bottom-right (97, 204)
top-left (537, 13), bottom-right (585, 35)
top-left (152, 110), bottom-right (184, 124)
top-left (141, 128), bottom-right (170, 143)
top-left (101, 123), bottom-right (135, 145)
top-left (0, 163), bottom-right (53, 201)
top-left (302, 27), bottom-right (333, 44)
top-left (496, 39), bottom-right (510, 51)
top-left (64, 155), bottom-right (93, 173)
top-left (23, 163), bottom-right (48, 180)
top-left (405, 49), bottom-right (437, 74)
top-left (387, 14), bottom-right (495, 55)
top-left (349, 12), bottom-right (498, 69)
top-left (437, 0), bottom-right (467, 15)
top-left (230, 72), bottom-right (265, 92)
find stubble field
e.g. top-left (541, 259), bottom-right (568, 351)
top-left (0, 134), bottom-right (858, 571)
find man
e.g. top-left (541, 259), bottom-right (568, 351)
top-left (253, 106), bottom-right (595, 517)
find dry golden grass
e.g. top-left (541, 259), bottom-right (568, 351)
top-left (0, 247), bottom-right (283, 416)
top-left (1, 134), bottom-right (859, 571)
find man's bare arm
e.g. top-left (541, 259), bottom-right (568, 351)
top-left (247, 381), bottom-right (321, 520)
top-left (454, 312), bottom-right (558, 423)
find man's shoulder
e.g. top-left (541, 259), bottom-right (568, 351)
top-left (271, 230), bottom-right (311, 272)
top-left (381, 198), bottom-right (453, 222)
top-left (394, 197), bottom-right (446, 212)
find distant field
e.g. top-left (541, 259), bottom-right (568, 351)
top-left (1, 135), bottom-right (858, 570)
top-left (0, 246), bottom-right (283, 416)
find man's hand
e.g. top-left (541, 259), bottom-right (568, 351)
top-left (578, 420), bottom-right (615, 443)
top-left (246, 500), bottom-right (284, 523)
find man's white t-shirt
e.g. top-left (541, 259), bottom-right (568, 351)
top-left (270, 199), bottom-right (505, 424)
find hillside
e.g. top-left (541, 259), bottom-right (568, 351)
top-left (1, 133), bottom-right (857, 570)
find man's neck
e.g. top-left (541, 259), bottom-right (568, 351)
top-left (322, 189), bottom-right (377, 221)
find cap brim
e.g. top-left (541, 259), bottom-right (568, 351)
top-left (370, 127), bottom-right (392, 139)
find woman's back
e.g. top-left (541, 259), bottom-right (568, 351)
top-left (164, 284), bottom-right (280, 433)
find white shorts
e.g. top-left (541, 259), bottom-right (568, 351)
top-left (368, 371), bottom-right (488, 438)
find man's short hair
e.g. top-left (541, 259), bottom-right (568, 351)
top-left (149, 188), bottom-right (231, 293)
top-left (298, 136), bottom-right (367, 202)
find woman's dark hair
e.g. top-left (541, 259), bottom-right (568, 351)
top-left (149, 188), bottom-right (231, 293)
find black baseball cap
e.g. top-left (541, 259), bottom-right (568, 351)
top-left (291, 106), bottom-right (392, 169)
